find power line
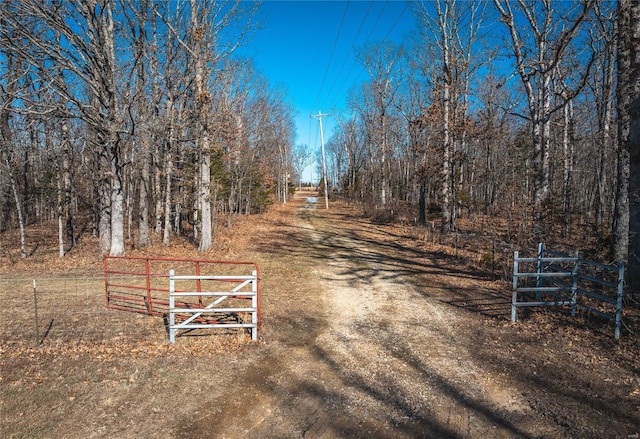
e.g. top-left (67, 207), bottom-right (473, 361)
top-left (382, 1), bottom-right (410, 41)
top-left (312, 1), bottom-right (350, 111)
top-left (327, 1), bottom-right (411, 112)
top-left (306, 1), bottom-right (412, 161)
top-left (322, 1), bottom-right (373, 110)
top-left (362, 1), bottom-right (388, 44)
top-left (328, 2), bottom-right (388, 109)
top-left (325, 2), bottom-right (389, 111)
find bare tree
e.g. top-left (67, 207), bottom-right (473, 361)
top-left (329, 116), bottom-right (369, 200)
top-left (291, 143), bottom-right (312, 189)
top-left (341, 118), bottom-right (368, 200)
top-left (474, 71), bottom-right (517, 218)
top-left (1, 0), bottom-right (127, 255)
top-left (493, 0), bottom-right (595, 240)
top-left (121, 0), bottom-right (154, 248)
top-left (0, 0), bottom-right (300, 259)
top-left (57, 115), bottom-right (74, 256)
top-left (590, 2), bottom-right (617, 235)
top-left (355, 41), bottom-right (404, 207)
top-left (416, 0), bottom-right (484, 232)
top-left (559, 92), bottom-right (576, 237)
top-left (188, 0), bottom-right (214, 251)
top-left (178, 0), bottom-right (258, 251)
top-left (0, 15), bottom-right (26, 258)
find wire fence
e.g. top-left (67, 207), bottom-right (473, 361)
top-left (0, 277), bottom-right (166, 346)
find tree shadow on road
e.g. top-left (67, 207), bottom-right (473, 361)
top-left (249, 200), bottom-right (640, 438)
top-left (257, 205), bottom-right (512, 323)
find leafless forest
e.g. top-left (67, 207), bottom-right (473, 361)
top-left (0, 0), bottom-right (638, 285)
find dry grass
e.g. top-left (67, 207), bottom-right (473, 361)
top-left (0, 274), bottom-right (255, 438)
top-left (0, 212), bottom-right (276, 438)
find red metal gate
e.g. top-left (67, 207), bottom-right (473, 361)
top-left (104, 256), bottom-right (260, 322)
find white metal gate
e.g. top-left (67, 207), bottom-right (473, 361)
top-left (168, 270), bottom-right (258, 343)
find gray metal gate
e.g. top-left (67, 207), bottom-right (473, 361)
top-left (512, 243), bottom-right (625, 338)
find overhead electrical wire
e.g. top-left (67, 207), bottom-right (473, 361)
top-left (362, 1), bottom-right (389, 45)
top-left (322, 1), bottom-right (388, 112)
top-left (312, 1), bottom-right (350, 112)
top-left (322, 1), bottom-right (374, 110)
top-left (311, 0), bottom-right (411, 147)
top-left (326, 1), bottom-right (412, 112)
top-left (335, 0), bottom-right (410, 100)
top-left (383, 2), bottom-right (410, 41)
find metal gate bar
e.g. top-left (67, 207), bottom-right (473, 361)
top-left (168, 270), bottom-right (258, 344)
top-left (512, 243), bottom-right (625, 339)
top-left (104, 256), bottom-right (260, 320)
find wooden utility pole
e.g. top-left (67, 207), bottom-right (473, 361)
top-left (311, 111), bottom-right (330, 209)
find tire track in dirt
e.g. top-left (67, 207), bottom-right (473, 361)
top-left (175, 194), bottom-right (542, 438)
top-left (297, 206), bottom-right (534, 438)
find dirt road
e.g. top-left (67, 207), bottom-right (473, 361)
top-left (176, 192), bottom-right (639, 438)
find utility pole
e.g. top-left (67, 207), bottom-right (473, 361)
top-left (311, 111), bottom-right (330, 209)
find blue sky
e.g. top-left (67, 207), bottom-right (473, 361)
top-left (240, 1), bottom-right (417, 182)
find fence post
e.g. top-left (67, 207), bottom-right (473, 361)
top-left (169, 270), bottom-right (176, 344)
top-left (491, 238), bottom-right (496, 281)
top-left (145, 258), bottom-right (152, 314)
top-left (512, 251), bottom-right (519, 322)
top-left (251, 270), bottom-right (258, 341)
top-left (615, 262), bottom-right (625, 340)
top-left (571, 251), bottom-right (579, 317)
top-left (33, 279), bottom-right (40, 346)
top-left (195, 262), bottom-right (203, 307)
top-left (536, 242), bottom-right (544, 301)
top-left (103, 257), bottom-right (110, 309)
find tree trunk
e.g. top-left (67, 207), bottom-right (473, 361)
top-left (531, 77), bottom-right (552, 241)
top-left (615, 0), bottom-right (640, 286)
top-left (439, 1), bottom-right (453, 232)
top-left (163, 149), bottom-right (173, 246)
top-left (7, 164), bottom-right (26, 258)
top-left (101, 3), bottom-right (124, 256)
top-left (57, 119), bottom-right (73, 257)
top-left (418, 179), bottom-right (426, 225)
top-left (154, 140), bottom-right (163, 237)
top-left (96, 137), bottom-right (111, 255)
top-left (138, 138), bottom-right (151, 247)
top-left (109, 141), bottom-right (125, 256)
top-left (199, 148), bottom-right (212, 251)
top-left (191, 0), bottom-right (213, 252)
top-left (0, 41), bottom-right (25, 258)
top-left (562, 99), bottom-right (576, 237)
top-left (57, 174), bottom-right (64, 258)
top-left (131, 0), bottom-right (151, 248)
top-left (380, 112), bottom-right (387, 206)
top-left (193, 169), bottom-right (199, 242)
top-left (595, 16), bottom-right (616, 234)
top-left (62, 121), bottom-right (74, 251)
